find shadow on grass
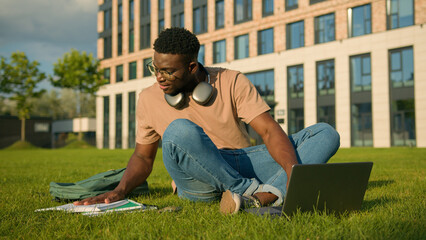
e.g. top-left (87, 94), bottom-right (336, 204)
top-left (360, 180), bottom-right (396, 211)
top-left (362, 196), bottom-right (396, 211)
top-left (367, 179), bottom-right (395, 189)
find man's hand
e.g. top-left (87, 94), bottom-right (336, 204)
top-left (73, 142), bottom-right (159, 206)
top-left (73, 190), bottom-right (125, 205)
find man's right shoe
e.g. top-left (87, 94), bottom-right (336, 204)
top-left (219, 190), bottom-right (261, 214)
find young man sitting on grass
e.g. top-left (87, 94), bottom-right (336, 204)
top-left (75, 27), bottom-right (340, 214)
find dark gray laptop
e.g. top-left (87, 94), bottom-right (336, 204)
top-left (245, 162), bottom-right (373, 216)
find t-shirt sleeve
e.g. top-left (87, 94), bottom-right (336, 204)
top-left (233, 72), bottom-right (271, 123)
top-left (136, 91), bottom-right (161, 145)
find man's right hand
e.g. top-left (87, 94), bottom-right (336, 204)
top-left (73, 190), bottom-right (125, 205)
top-left (74, 142), bottom-right (159, 206)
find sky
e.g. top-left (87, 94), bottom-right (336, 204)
top-left (0, 0), bottom-right (98, 90)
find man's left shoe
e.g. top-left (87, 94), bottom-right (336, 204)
top-left (219, 190), bottom-right (261, 214)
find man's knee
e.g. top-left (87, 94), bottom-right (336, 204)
top-left (163, 119), bottom-right (199, 143)
top-left (316, 122), bottom-right (340, 152)
top-left (319, 123), bottom-right (340, 144)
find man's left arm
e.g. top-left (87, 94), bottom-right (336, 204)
top-left (249, 112), bottom-right (298, 188)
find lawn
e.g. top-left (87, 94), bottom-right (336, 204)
top-left (0, 147), bottom-right (424, 239)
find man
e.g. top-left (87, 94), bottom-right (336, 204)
top-left (75, 28), bottom-right (340, 214)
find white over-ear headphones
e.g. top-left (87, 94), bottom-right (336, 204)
top-left (165, 68), bottom-right (213, 109)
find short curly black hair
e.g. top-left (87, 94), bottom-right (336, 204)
top-left (153, 27), bottom-right (200, 63)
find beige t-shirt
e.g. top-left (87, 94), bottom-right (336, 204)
top-left (136, 67), bottom-right (270, 149)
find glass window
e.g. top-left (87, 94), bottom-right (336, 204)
top-left (171, 0), bottom-right (185, 28)
top-left (129, 29), bottom-right (134, 52)
top-left (246, 70), bottom-right (275, 109)
top-left (103, 96), bottom-right (109, 149)
top-left (158, 19), bottom-right (165, 34)
top-left (116, 65), bottom-right (123, 83)
top-left (288, 64), bottom-right (304, 99)
top-left (118, 33), bottom-right (122, 56)
top-left (288, 108), bottom-right (304, 135)
top-left (104, 68), bottom-right (110, 84)
top-left (140, 0), bottom-right (151, 17)
top-left (262, 0), bottom-right (273, 17)
top-left (179, 13), bottom-right (185, 28)
top-left (286, 20), bottom-right (304, 49)
top-left (143, 57), bottom-right (152, 77)
top-left (234, 0), bottom-right (252, 24)
top-left (314, 13), bottom-right (335, 44)
top-left (103, 36), bottom-right (112, 59)
top-left (129, 0), bottom-right (134, 22)
top-left (348, 4), bottom-right (371, 38)
top-left (351, 103), bottom-right (373, 146)
top-left (198, 45), bottom-right (205, 65)
top-left (286, 0), bottom-right (298, 11)
top-left (391, 99), bottom-right (416, 146)
top-left (258, 28), bottom-right (274, 55)
top-left (318, 106), bottom-right (335, 128)
top-left (317, 59), bottom-right (335, 96)
top-left (140, 23), bottom-right (151, 49)
top-left (115, 94), bottom-right (122, 149)
top-left (387, 0), bottom-right (414, 29)
top-left (104, 9), bottom-right (112, 30)
top-left (193, 3), bottom-right (208, 34)
top-left (129, 61), bottom-right (137, 80)
top-left (389, 47), bottom-right (414, 88)
top-left (172, 12), bottom-right (185, 28)
top-left (158, 0), bottom-right (164, 10)
top-left (235, 34), bottom-right (249, 60)
top-left (216, 0), bottom-right (225, 29)
top-left (310, 0), bottom-right (326, 4)
top-left (350, 54), bottom-right (371, 92)
top-left (128, 92), bottom-right (136, 149)
top-left (118, 4), bottom-right (123, 24)
top-left (213, 40), bottom-right (226, 64)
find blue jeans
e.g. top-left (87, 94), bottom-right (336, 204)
top-left (162, 119), bottom-right (340, 206)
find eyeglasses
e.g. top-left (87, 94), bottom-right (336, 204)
top-left (146, 61), bottom-right (180, 80)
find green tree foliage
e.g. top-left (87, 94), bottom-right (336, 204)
top-left (0, 51), bottom-right (46, 141)
top-left (50, 49), bottom-right (105, 94)
top-left (50, 49), bottom-right (105, 139)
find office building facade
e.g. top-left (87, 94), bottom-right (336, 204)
top-left (96, 0), bottom-right (426, 148)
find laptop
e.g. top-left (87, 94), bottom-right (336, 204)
top-left (245, 162), bottom-right (373, 217)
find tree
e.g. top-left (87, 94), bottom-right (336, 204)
top-left (28, 89), bottom-right (96, 120)
top-left (50, 49), bottom-right (106, 140)
top-left (0, 51), bottom-right (46, 142)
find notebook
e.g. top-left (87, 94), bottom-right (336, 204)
top-left (244, 162), bottom-right (373, 217)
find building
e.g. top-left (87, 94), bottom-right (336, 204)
top-left (0, 115), bottom-right (52, 148)
top-left (96, 0), bottom-right (426, 149)
top-left (51, 118), bottom-right (97, 148)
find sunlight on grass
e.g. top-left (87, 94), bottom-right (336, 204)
top-left (0, 148), bottom-right (424, 239)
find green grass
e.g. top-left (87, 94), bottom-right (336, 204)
top-left (5, 140), bottom-right (38, 150)
top-left (62, 140), bottom-right (96, 149)
top-left (0, 148), bottom-right (424, 239)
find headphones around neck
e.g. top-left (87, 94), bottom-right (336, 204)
top-left (164, 67), bottom-right (213, 109)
